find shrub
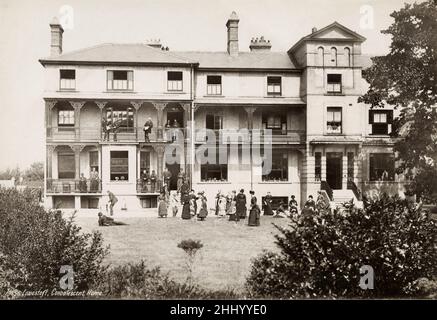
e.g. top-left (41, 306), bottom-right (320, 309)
top-left (98, 260), bottom-right (239, 299)
top-left (246, 194), bottom-right (437, 298)
top-left (0, 188), bottom-right (109, 296)
top-left (177, 239), bottom-right (203, 285)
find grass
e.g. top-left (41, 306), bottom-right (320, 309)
top-left (74, 214), bottom-right (289, 293)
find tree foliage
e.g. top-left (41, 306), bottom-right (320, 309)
top-left (246, 196), bottom-right (437, 298)
top-left (359, 0), bottom-right (437, 201)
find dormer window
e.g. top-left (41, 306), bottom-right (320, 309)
top-left (267, 76), bottom-right (281, 95)
top-left (107, 70), bottom-right (133, 91)
top-left (60, 69), bottom-right (75, 90)
top-left (327, 74), bottom-right (342, 93)
top-left (167, 71), bottom-right (183, 91)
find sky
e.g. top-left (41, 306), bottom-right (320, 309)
top-left (0, 0), bottom-right (416, 170)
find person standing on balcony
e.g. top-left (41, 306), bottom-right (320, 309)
top-left (150, 170), bottom-right (157, 193)
top-left (143, 117), bottom-right (153, 142)
top-left (263, 192), bottom-right (273, 215)
top-left (90, 168), bottom-right (99, 192)
top-left (236, 189), bottom-right (247, 219)
top-left (78, 173), bottom-right (87, 193)
top-left (163, 168), bottom-right (172, 191)
top-left (107, 190), bottom-right (118, 216)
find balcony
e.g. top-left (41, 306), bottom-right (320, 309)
top-left (136, 179), bottom-right (163, 194)
top-left (194, 129), bottom-right (305, 144)
top-left (46, 178), bottom-right (102, 194)
top-left (46, 126), bottom-right (185, 143)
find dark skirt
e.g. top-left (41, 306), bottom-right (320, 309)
top-left (263, 204), bottom-right (273, 216)
top-left (248, 207), bottom-right (261, 226)
top-left (181, 203), bottom-right (191, 219)
top-left (198, 207), bottom-right (208, 219)
top-left (236, 204), bottom-right (247, 218)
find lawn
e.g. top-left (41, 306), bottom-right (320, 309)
top-left (74, 214), bottom-right (290, 293)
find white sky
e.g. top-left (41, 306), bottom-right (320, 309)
top-left (0, 0), bottom-right (415, 170)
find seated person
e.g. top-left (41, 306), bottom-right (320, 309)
top-left (98, 212), bottom-right (127, 226)
top-left (273, 201), bottom-right (287, 218)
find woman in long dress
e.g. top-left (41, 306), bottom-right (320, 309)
top-left (197, 193), bottom-right (208, 221)
top-left (218, 193), bottom-right (226, 217)
top-left (236, 189), bottom-right (247, 219)
top-left (228, 191), bottom-right (239, 221)
top-left (157, 194), bottom-right (168, 218)
top-left (181, 193), bottom-right (191, 220)
top-left (248, 197), bottom-right (261, 227)
top-left (263, 192), bottom-right (274, 215)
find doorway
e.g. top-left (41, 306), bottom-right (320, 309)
top-left (326, 152), bottom-right (343, 189)
top-left (166, 110), bottom-right (184, 128)
top-left (166, 163), bottom-right (180, 191)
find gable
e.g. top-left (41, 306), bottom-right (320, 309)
top-left (317, 29), bottom-right (354, 40)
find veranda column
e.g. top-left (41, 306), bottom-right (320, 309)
top-left (72, 145), bottom-right (86, 180)
top-left (130, 101), bottom-right (143, 142)
top-left (321, 148), bottom-right (327, 181)
top-left (244, 106), bottom-right (257, 191)
top-left (45, 100), bottom-right (57, 138)
top-left (342, 152), bottom-right (348, 190)
top-left (153, 144), bottom-right (166, 188)
top-left (46, 145), bottom-right (55, 179)
top-left (70, 101), bottom-right (86, 140)
top-left (181, 102), bottom-right (191, 182)
top-left (153, 102), bottom-right (167, 141)
top-left (95, 101), bottom-right (107, 141)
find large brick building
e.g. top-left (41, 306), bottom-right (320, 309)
top-left (41, 12), bottom-right (404, 210)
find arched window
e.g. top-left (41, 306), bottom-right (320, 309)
top-left (330, 47), bottom-right (337, 66)
top-left (344, 47), bottom-right (351, 66)
top-left (317, 47), bottom-right (324, 66)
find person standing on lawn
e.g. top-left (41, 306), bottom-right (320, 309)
top-left (236, 189), bottom-right (247, 219)
top-left (181, 192), bottom-right (191, 220)
top-left (177, 169), bottom-right (185, 193)
top-left (263, 192), bottom-right (274, 215)
top-left (248, 196), bottom-right (261, 227)
top-left (197, 192), bottom-right (208, 221)
top-left (107, 190), bottom-right (118, 216)
top-left (157, 194), bottom-right (168, 218)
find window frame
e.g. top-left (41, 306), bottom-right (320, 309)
top-left (59, 69), bottom-right (76, 90)
top-left (107, 70), bottom-right (134, 91)
top-left (110, 151), bottom-right (129, 181)
top-left (369, 110), bottom-right (393, 135)
top-left (105, 106), bottom-right (135, 132)
top-left (267, 76), bottom-right (282, 96)
top-left (167, 71), bottom-right (183, 92)
top-left (262, 149), bottom-right (288, 182)
top-left (200, 146), bottom-right (228, 182)
top-left (369, 153), bottom-right (395, 182)
top-left (327, 73), bottom-right (342, 93)
top-left (326, 107), bottom-right (342, 134)
top-left (58, 109), bottom-right (75, 128)
top-left (58, 153), bottom-right (75, 179)
top-left (206, 75), bottom-right (222, 96)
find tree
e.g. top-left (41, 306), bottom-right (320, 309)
top-left (246, 197), bottom-right (437, 298)
top-left (0, 166), bottom-right (20, 182)
top-left (24, 161), bottom-right (44, 181)
top-left (359, 0), bottom-right (437, 201)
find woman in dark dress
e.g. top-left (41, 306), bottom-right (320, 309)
top-left (236, 189), bottom-right (247, 219)
top-left (248, 197), bottom-right (261, 227)
top-left (197, 192), bottom-right (208, 221)
top-left (263, 192), bottom-right (274, 215)
top-left (181, 193), bottom-right (191, 220)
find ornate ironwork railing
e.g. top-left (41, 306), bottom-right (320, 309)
top-left (46, 178), bottom-right (102, 193)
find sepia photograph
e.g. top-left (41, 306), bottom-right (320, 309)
top-left (0, 0), bottom-right (436, 312)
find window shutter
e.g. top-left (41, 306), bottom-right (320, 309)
top-left (387, 110), bottom-right (393, 123)
top-left (368, 110), bottom-right (372, 124)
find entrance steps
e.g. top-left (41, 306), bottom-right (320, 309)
top-left (331, 189), bottom-right (363, 209)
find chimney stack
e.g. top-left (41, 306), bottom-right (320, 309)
top-left (249, 36), bottom-right (272, 52)
top-left (226, 11), bottom-right (239, 57)
top-left (146, 38), bottom-right (163, 49)
top-left (50, 17), bottom-right (64, 56)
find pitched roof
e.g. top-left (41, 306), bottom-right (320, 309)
top-left (173, 51), bottom-right (297, 70)
top-left (39, 43), bottom-right (198, 66)
top-left (288, 21), bottom-right (366, 53)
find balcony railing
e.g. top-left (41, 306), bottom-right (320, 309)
top-left (194, 129), bottom-right (305, 144)
top-left (46, 178), bottom-right (102, 194)
top-left (136, 179), bottom-right (163, 194)
top-left (47, 126), bottom-right (186, 143)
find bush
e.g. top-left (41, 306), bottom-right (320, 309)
top-left (0, 188), bottom-right (109, 296)
top-left (246, 194), bottom-right (437, 298)
top-left (97, 260), bottom-right (239, 299)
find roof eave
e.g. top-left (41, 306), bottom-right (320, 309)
top-left (39, 59), bottom-right (199, 68)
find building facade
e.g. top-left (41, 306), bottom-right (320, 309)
top-left (41, 13), bottom-right (404, 210)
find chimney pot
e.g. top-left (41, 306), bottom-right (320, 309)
top-left (312, 27), bottom-right (318, 33)
top-left (249, 35), bottom-right (272, 52)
